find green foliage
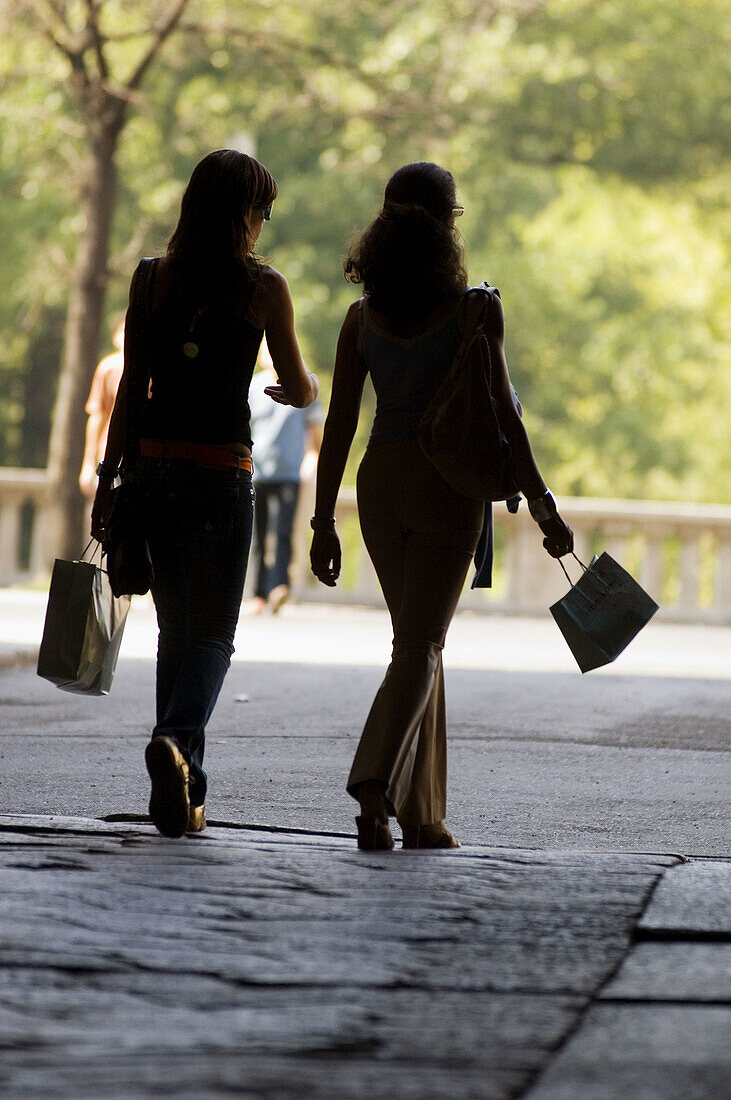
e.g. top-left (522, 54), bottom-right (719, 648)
top-left (0, 0), bottom-right (728, 500)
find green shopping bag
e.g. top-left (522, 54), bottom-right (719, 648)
top-left (37, 544), bottom-right (131, 695)
top-left (550, 553), bottom-right (659, 673)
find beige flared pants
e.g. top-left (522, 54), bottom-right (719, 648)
top-left (348, 440), bottom-right (484, 826)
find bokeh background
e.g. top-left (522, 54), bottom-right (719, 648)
top-left (1, 0), bottom-right (729, 563)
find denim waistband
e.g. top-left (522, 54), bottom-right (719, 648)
top-left (131, 456), bottom-right (253, 488)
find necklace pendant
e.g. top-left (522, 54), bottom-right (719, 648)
top-left (183, 341), bottom-right (199, 359)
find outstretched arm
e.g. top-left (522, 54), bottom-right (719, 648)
top-left (261, 269), bottom-right (319, 408)
top-left (310, 303), bottom-right (368, 586)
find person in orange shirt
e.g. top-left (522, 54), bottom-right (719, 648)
top-left (79, 317), bottom-right (125, 497)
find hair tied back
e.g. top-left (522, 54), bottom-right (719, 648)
top-left (381, 200), bottom-right (434, 221)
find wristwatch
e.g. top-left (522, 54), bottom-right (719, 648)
top-left (310, 516), bottom-right (336, 531)
top-left (528, 490), bottom-right (557, 523)
top-left (96, 461), bottom-right (119, 479)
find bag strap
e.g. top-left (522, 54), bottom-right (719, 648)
top-left (355, 297), bottom-right (367, 351)
top-left (80, 539), bottom-right (103, 564)
top-left (123, 257), bottom-right (157, 470)
top-left (558, 552), bottom-right (587, 586)
top-left (456, 286), bottom-right (496, 394)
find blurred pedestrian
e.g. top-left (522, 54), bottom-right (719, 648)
top-left (79, 317), bottom-right (124, 497)
top-left (91, 149), bottom-right (318, 838)
top-left (247, 338), bottom-right (323, 614)
top-left (310, 162), bottom-right (573, 851)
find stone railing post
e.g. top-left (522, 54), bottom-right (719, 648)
top-left (0, 468), bottom-right (53, 585)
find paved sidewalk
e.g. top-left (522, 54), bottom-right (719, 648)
top-left (2, 589), bottom-right (730, 854)
top-left (2, 590), bottom-right (729, 1095)
top-left (1, 815), bottom-right (729, 1099)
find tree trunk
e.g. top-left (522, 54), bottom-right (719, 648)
top-left (46, 121), bottom-right (121, 561)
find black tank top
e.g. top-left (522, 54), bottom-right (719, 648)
top-left (139, 276), bottom-right (262, 448)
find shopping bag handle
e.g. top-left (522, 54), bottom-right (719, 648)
top-left (557, 552), bottom-right (614, 606)
top-left (80, 539), bottom-right (103, 564)
top-left (557, 552), bottom-right (587, 587)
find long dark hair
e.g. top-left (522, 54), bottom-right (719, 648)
top-left (166, 149), bottom-right (278, 307)
top-left (344, 162), bottom-right (468, 327)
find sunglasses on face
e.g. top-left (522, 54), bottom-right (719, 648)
top-left (453, 205), bottom-right (464, 217)
top-left (260, 205), bottom-right (272, 221)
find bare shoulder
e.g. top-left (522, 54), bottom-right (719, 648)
top-left (257, 265), bottom-right (290, 300)
top-left (340, 299), bottom-right (361, 333)
top-left (97, 350), bottom-right (123, 373)
top-left (144, 254), bottom-right (171, 308)
top-left (336, 301), bottom-right (367, 355)
top-left (248, 265), bottom-right (290, 329)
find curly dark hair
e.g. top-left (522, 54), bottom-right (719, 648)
top-left (166, 149), bottom-right (278, 308)
top-left (344, 162), bottom-right (468, 327)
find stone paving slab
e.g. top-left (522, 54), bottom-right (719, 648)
top-left (0, 816), bottom-right (676, 1099)
top-left (526, 1004), bottom-right (731, 1100)
top-left (601, 941), bottom-right (731, 1003)
top-left (638, 860), bottom-right (731, 938)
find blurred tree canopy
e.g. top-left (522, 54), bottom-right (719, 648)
top-left (0, 0), bottom-right (728, 548)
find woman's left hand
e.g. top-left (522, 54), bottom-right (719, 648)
top-left (310, 529), bottom-right (341, 587)
top-left (90, 480), bottom-right (115, 543)
top-left (539, 513), bottom-right (574, 558)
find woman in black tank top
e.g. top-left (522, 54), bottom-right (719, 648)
top-left (91, 150), bottom-right (318, 838)
top-left (311, 162), bottom-right (573, 851)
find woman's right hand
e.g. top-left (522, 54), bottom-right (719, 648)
top-left (260, 271), bottom-right (319, 407)
top-left (310, 529), bottom-right (341, 587)
top-left (539, 513), bottom-right (574, 558)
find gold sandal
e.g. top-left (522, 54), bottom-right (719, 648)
top-left (187, 803), bottom-right (207, 833)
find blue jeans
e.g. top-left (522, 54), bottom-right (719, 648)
top-left (252, 480), bottom-right (300, 597)
top-left (135, 459), bottom-right (254, 804)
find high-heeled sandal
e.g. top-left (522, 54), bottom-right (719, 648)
top-left (401, 823), bottom-right (460, 849)
top-left (355, 815), bottom-right (394, 851)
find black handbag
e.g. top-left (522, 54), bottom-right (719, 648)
top-left (104, 480), bottom-right (154, 598)
top-left (417, 285), bottom-right (520, 502)
top-left (102, 258), bottom-right (157, 598)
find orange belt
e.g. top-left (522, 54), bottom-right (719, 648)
top-left (139, 438), bottom-right (253, 473)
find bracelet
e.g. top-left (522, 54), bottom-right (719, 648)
top-left (528, 490), bottom-right (558, 524)
top-left (310, 515), bottom-right (336, 531)
top-left (96, 460), bottom-right (119, 479)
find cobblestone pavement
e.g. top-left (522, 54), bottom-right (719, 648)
top-left (1, 592), bottom-right (729, 1096)
top-left (1, 815), bottom-right (729, 1099)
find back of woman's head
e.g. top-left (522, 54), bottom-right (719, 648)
top-left (344, 162), bottom-right (467, 326)
top-left (167, 149), bottom-right (277, 305)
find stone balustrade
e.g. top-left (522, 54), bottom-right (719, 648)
top-left (291, 485), bottom-right (731, 624)
top-left (2, 467), bottom-right (730, 623)
top-left (0, 469), bottom-right (52, 586)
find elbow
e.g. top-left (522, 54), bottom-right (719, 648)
top-left (500, 406), bottom-right (526, 444)
top-left (288, 372), bottom-right (319, 408)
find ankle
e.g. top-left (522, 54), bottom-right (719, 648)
top-left (355, 781), bottom-right (388, 823)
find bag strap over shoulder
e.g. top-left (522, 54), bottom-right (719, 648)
top-left (458, 284), bottom-right (499, 339)
top-left (355, 297), bottom-right (367, 351)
